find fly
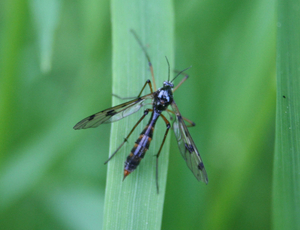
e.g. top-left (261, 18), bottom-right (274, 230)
top-left (73, 30), bottom-right (208, 193)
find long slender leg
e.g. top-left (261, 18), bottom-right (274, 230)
top-left (166, 110), bottom-right (174, 121)
top-left (137, 79), bottom-right (153, 97)
top-left (172, 70), bottom-right (189, 93)
top-left (112, 79), bottom-right (153, 100)
top-left (130, 30), bottom-right (157, 91)
top-left (155, 113), bottom-right (171, 194)
top-left (104, 109), bottom-right (152, 164)
top-left (166, 109), bottom-right (195, 127)
top-left (112, 94), bottom-right (136, 100)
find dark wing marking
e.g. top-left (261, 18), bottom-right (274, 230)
top-left (73, 94), bottom-right (153, 130)
top-left (171, 100), bottom-right (208, 184)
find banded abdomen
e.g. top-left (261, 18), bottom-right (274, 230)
top-left (123, 111), bottom-right (160, 179)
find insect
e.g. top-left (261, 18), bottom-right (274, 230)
top-left (73, 30), bottom-right (208, 193)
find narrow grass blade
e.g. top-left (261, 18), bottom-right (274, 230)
top-left (29, 0), bottom-right (61, 73)
top-left (0, 0), bottom-right (27, 162)
top-left (273, 0), bottom-right (300, 229)
top-left (103, 0), bottom-right (174, 229)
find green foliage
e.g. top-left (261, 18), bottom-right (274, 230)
top-left (103, 0), bottom-right (173, 229)
top-left (163, 1), bottom-right (276, 229)
top-left (273, 0), bottom-right (300, 229)
top-left (0, 0), bottom-right (277, 230)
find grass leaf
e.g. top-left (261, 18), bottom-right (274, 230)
top-left (273, 0), bottom-right (300, 229)
top-left (103, 0), bottom-right (174, 229)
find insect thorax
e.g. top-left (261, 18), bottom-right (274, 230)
top-left (154, 86), bottom-right (173, 111)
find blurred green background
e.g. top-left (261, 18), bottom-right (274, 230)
top-left (0, 0), bottom-right (275, 230)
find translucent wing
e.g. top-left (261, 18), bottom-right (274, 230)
top-left (171, 100), bottom-right (208, 184)
top-left (73, 94), bottom-right (153, 130)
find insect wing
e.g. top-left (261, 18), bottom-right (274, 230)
top-left (171, 101), bottom-right (208, 184)
top-left (73, 94), bottom-right (153, 130)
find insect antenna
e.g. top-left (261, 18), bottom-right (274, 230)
top-left (171, 66), bottom-right (192, 83)
top-left (165, 56), bottom-right (170, 82)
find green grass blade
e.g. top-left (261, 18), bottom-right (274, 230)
top-left (0, 0), bottom-right (27, 163)
top-left (273, 0), bottom-right (300, 229)
top-left (103, 0), bottom-right (174, 229)
top-left (29, 0), bottom-right (61, 73)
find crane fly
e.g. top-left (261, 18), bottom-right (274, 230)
top-left (73, 30), bottom-right (208, 193)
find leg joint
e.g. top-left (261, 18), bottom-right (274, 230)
top-left (144, 109), bottom-right (150, 115)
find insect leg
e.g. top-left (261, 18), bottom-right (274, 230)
top-left (130, 29), bottom-right (157, 91)
top-left (172, 70), bottom-right (189, 93)
top-left (166, 109), bottom-right (195, 127)
top-left (166, 110), bottom-right (174, 121)
top-left (104, 108), bottom-right (152, 164)
top-left (112, 79), bottom-right (153, 100)
top-left (155, 113), bottom-right (171, 194)
top-left (112, 94), bottom-right (136, 100)
top-left (137, 79), bottom-right (153, 97)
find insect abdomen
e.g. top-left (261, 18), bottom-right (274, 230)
top-left (124, 124), bottom-right (155, 178)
